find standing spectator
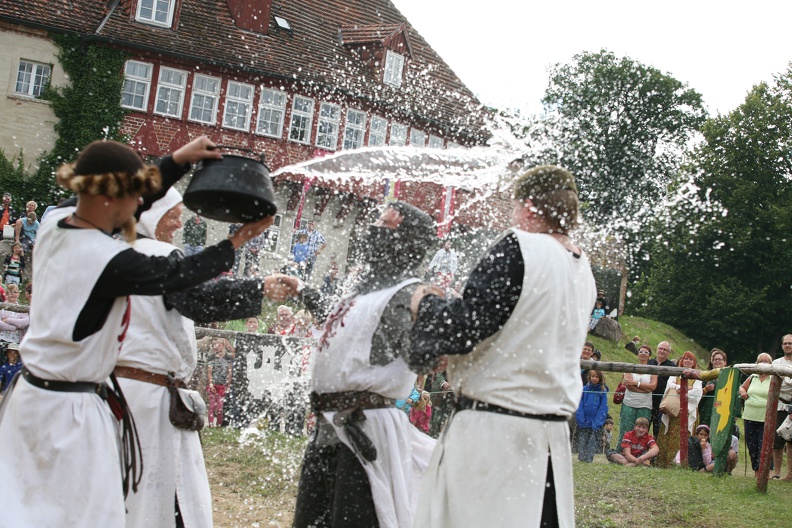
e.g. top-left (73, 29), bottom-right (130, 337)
top-left (15, 209), bottom-right (39, 253)
top-left (182, 214), bottom-right (207, 256)
top-left (0, 284), bottom-right (29, 344)
top-left (739, 353), bottom-right (773, 476)
top-left (268, 305), bottom-right (295, 335)
top-left (618, 345), bottom-right (658, 446)
top-left (427, 239), bottom-right (458, 290)
top-left (0, 192), bottom-right (16, 232)
top-left (0, 343), bottom-right (23, 393)
top-left (320, 266), bottom-right (341, 297)
top-left (571, 341), bottom-right (595, 453)
top-left (410, 390), bottom-right (433, 434)
top-left (602, 418), bottom-right (616, 455)
top-left (292, 233), bottom-right (311, 278)
top-left (576, 370), bottom-right (609, 462)
top-left (207, 337), bottom-right (232, 427)
top-left (426, 370), bottom-right (454, 438)
top-left (648, 341), bottom-right (676, 437)
top-left (3, 243), bottom-right (25, 285)
top-left (655, 351), bottom-right (703, 468)
top-left (699, 348), bottom-right (728, 428)
top-left (243, 231), bottom-right (268, 276)
top-left (608, 417), bottom-right (659, 466)
top-left (297, 221), bottom-right (326, 279)
top-left (411, 165), bottom-right (596, 527)
top-left (772, 334), bottom-right (792, 481)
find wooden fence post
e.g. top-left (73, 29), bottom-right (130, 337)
top-left (757, 374), bottom-right (782, 493)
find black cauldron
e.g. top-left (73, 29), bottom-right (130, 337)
top-left (183, 146), bottom-right (277, 223)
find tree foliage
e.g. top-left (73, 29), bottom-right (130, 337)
top-left (536, 50), bottom-right (707, 275)
top-left (632, 65), bottom-right (792, 361)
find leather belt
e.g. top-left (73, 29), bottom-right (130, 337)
top-left (310, 390), bottom-right (394, 413)
top-left (456, 396), bottom-right (567, 422)
top-left (22, 367), bottom-right (107, 399)
top-left (114, 366), bottom-right (185, 388)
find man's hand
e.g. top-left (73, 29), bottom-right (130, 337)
top-left (264, 274), bottom-right (301, 302)
top-left (410, 283), bottom-right (445, 320)
top-left (171, 136), bottom-right (223, 165)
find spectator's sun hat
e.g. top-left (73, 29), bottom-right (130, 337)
top-left (6, 343), bottom-right (20, 351)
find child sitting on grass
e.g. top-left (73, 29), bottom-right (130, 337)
top-left (608, 417), bottom-right (659, 466)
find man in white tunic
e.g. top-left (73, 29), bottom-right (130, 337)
top-left (117, 187), bottom-right (296, 528)
top-left (0, 139), bottom-right (274, 528)
top-left (411, 166), bottom-right (597, 528)
top-left (293, 201), bottom-right (438, 528)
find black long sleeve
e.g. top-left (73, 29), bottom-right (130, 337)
top-left (165, 276), bottom-right (265, 325)
top-left (409, 233), bottom-right (524, 371)
top-left (73, 240), bottom-right (236, 341)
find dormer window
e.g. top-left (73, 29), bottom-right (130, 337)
top-left (136, 0), bottom-right (176, 28)
top-left (383, 50), bottom-right (405, 88)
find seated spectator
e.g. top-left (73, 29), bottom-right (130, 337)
top-left (602, 418), bottom-right (616, 456)
top-left (676, 424), bottom-right (714, 471)
top-left (576, 369), bottom-right (609, 462)
top-left (410, 390), bottom-right (433, 434)
top-left (15, 210), bottom-right (39, 253)
top-left (0, 284), bottom-right (29, 344)
top-left (3, 243), bottom-right (25, 285)
top-left (588, 299), bottom-right (606, 331)
top-left (0, 342), bottom-right (23, 393)
top-left (608, 417), bottom-right (659, 466)
top-left (268, 305), bottom-right (295, 335)
top-left (625, 336), bottom-right (641, 355)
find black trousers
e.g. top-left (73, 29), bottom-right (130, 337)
top-left (293, 441), bottom-right (379, 528)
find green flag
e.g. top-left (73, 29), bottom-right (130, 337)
top-left (710, 367), bottom-right (740, 457)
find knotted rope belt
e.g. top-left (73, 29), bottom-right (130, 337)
top-left (456, 395), bottom-right (567, 422)
top-left (22, 367), bottom-right (143, 498)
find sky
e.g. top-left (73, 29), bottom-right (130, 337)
top-left (391, 0), bottom-right (792, 116)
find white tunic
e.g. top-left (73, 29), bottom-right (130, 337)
top-left (0, 206), bottom-right (130, 527)
top-left (312, 279), bottom-right (436, 528)
top-left (118, 234), bottom-right (212, 528)
top-left (415, 229), bottom-right (596, 528)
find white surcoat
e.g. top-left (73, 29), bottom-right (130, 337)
top-left (0, 206), bottom-right (130, 527)
top-left (415, 229), bottom-right (596, 528)
top-left (118, 235), bottom-right (212, 528)
top-left (312, 279), bottom-right (435, 528)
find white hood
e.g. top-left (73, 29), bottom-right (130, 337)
top-left (137, 188), bottom-right (182, 240)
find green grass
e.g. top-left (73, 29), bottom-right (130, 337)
top-left (203, 427), bottom-right (792, 527)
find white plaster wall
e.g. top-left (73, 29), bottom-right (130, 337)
top-left (0, 29), bottom-right (66, 166)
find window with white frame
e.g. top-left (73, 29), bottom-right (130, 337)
top-left (154, 67), bottom-right (187, 117)
top-left (410, 129), bottom-right (426, 147)
top-left (368, 116), bottom-right (388, 146)
top-left (389, 122), bottom-right (407, 146)
top-left (316, 102), bottom-right (341, 150)
top-left (223, 81), bottom-right (254, 131)
top-left (136, 0), bottom-right (175, 27)
top-left (428, 135), bottom-right (444, 149)
top-left (256, 88), bottom-right (287, 138)
top-left (121, 60), bottom-right (152, 110)
top-left (343, 109), bottom-right (367, 150)
top-left (447, 141), bottom-right (463, 149)
top-left (289, 96), bottom-right (314, 143)
top-left (383, 50), bottom-right (405, 88)
top-left (188, 74), bottom-right (220, 125)
top-left (15, 60), bottom-right (51, 98)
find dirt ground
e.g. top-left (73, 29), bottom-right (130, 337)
top-left (204, 436), bottom-right (298, 528)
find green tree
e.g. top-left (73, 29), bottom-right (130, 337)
top-left (633, 65), bottom-right (792, 361)
top-left (538, 50), bottom-right (707, 275)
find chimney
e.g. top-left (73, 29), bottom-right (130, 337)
top-left (226, 0), bottom-right (272, 34)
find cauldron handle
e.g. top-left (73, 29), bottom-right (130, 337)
top-left (209, 145), bottom-right (266, 164)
